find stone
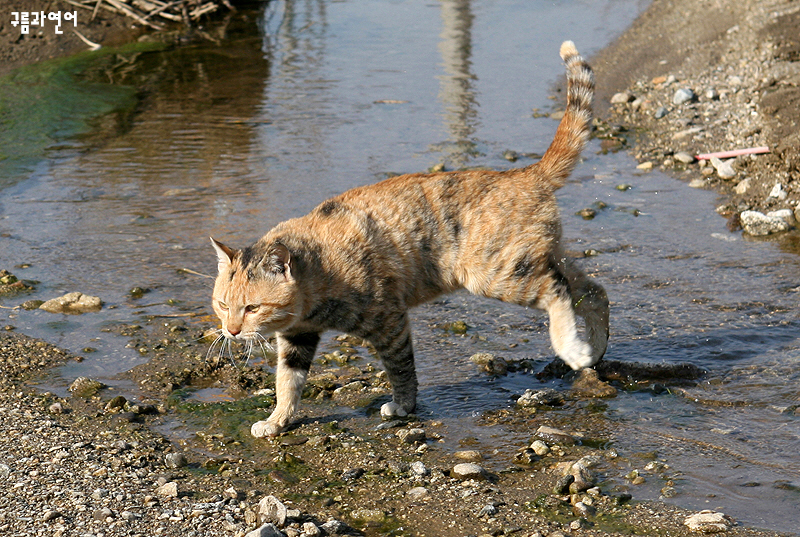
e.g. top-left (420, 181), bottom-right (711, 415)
top-left (164, 453), bottom-right (187, 469)
top-left (156, 481), bottom-right (178, 498)
top-left (454, 450), bottom-right (482, 462)
top-left (302, 522), bottom-right (322, 536)
top-left (674, 151), bottom-right (694, 164)
top-left (342, 467), bottom-right (365, 481)
top-left (710, 157), bottom-right (736, 179)
top-left (68, 377), bottom-right (106, 398)
top-left (673, 88), bottom-right (696, 104)
top-left (410, 461), bottom-right (428, 476)
top-left (93, 507), bottom-right (114, 522)
top-left (610, 92), bottom-right (633, 104)
top-left (768, 183), bottom-right (788, 200)
top-left (517, 388), bottom-right (564, 407)
top-left (246, 523), bottom-right (283, 537)
top-left (48, 402), bottom-right (64, 414)
top-left (321, 519), bottom-right (348, 534)
top-left (451, 463), bottom-right (487, 480)
top-left (684, 510), bottom-right (734, 533)
top-left (257, 495), bottom-right (287, 527)
top-left (570, 368), bottom-right (617, 398)
top-left (569, 461), bottom-right (597, 492)
top-left (654, 106), bottom-right (669, 119)
top-left (637, 161), bottom-right (653, 170)
top-left (396, 428), bottom-right (426, 444)
top-left (350, 508), bottom-right (386, 523)
top-left (733, 178), bottom-right (751, 194)
top-left (554, 474), bottom-right (574, 494)
top-left (406, 486), bottom-right (430, 500)
top-left (740, 210), bottom-right (789, 236)
top-left (535, 425), bottom-right (576, 445)
top-left (39, 292), bottom-right (102, 314)
top-left (766, 209), bottom-right (796, 227)
top-left (573, 501), bottom-right (596, 518)
top-left (530, 440), bottom-right (550, 456)
top-left (469, 353), bottom-right (508, 375)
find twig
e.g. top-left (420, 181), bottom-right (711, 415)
top-left (146, 312), bottom-right (204, 318)
top-left (73, 29), bottom-right (102, 50)
top-left (92, 0), bottom-right (103, 21)
top-left (696, 146), bottom-right (770, 160)
top-left (104, 0), bottom-right (164, 29)
top-left (0, 305), bottom-right (20, 310)
top-left (177, 267), bottom-right (214, 279)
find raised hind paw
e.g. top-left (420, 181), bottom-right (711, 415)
top-left (251, 419), bottom-right (284, 438)
top-left (380, 401), bottom-right (409, 419)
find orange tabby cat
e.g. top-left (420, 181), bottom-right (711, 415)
top-left (211, 41), bottom-right (608, 437)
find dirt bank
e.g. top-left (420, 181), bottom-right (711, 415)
top-left (592, 0), bottom-right (800, 228)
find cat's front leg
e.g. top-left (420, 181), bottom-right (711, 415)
top-left (251, 332), bottom-right (319, 438)
top-left (367, 314), bottom-right (418, 419)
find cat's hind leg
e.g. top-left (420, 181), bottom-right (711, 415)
top-left (366, 313), bottom-right (418, 419)
top-left (251, 332), bottom-right (320, 438)
top-left (562, 258), bottom-right (609, 364)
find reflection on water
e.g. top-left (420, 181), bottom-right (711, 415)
top-left (1, 0), bottom-right (799, 532)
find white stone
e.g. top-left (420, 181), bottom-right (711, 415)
top-left (246, 523), bottom-right (282, 537)
top-left (768, 183), bottom-right (788, 200)
top-left (257, 495), bottom-right (287, 527)
top-left (610, 92), bottom-right (633, 104)
top-left (451, 463), bottom-right (487, 480)
top-left (710, 157), bottom-right (736, 179)
top-left (673, 88), bottom-right (695, 104)
top-left (39, 292), bottom-right (103, 314)
top-left (684, 510), bottom-right (733, 533)
top-left (740, 210), bottom-right (789, 236)
top-left (733, 178), bottom-right (751, 194)
top-left (767, 209), bottom-right (796, 227)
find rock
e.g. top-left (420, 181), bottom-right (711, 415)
top-left (321, 519), bottom-right (348, 535)
top-left (406, 486), bottom-right (430, 500)
top-left (576, 207), bottom-right (597, 220)
top-left (156, 481), bottom-right (178, 498)
top-left (570, 368), bottom-right (617, 398)
top-left (768, 183), bottom-right (788, 200)
top-left (93, 507), bottom-right (114, 522)
top-left (478, 504), bottom-right (498, 516)
top-left (517, 388), bottom-right (564, 407)
top-left (164, 452), bottom-right (187, 469)
top-left (740, 210), bottom-right (789, 236)
top-left (302, 522), bottom-right (322, 536)
top-left (710, 157), bottom-right (736, 179)
top-left (451, 463), bottom-right (487, 481)
top-left (706, 88), bottom-right (720, 100)
top-left (396, 428), bottom-right (426, 444)
top-left (766, 209), bottom-right (796, 227)
top-left (530, 440), bottom-right (550, 456)
top-left (674, 151), bottom-right (695, 164)
top-left (350, 508), bottom-right (386, 523)
top-left (673, 88), bottom-right (696, 104)
top-left (454, 450), bottom-right (482, 462)
top-left (246, 523), bottom-right (283, 537)
top-left (39, 292), bottom-right (102, 314)
top-left (48, 402), bottom-right (64, 414)
top-left (684, 510), bottom-right (734, 533)
top-left (733, 177), bottom-right (751, 194)
top-left (68, 377), bottom-right (106, 398)
top-left (342, 467), bottom-right (365, 481)
top-left (554, 474), bottom-right (575, 494)
top-left (569, 461), bottom-right (597, 492)
top-left (257, 495), bottom-right (287, 527)
top-left (610, 92), bottom-right (633, 104)
top-left (573, 501), bottom-right (596, 518)
top-left (535, 425), bottom-right (576, 445)
top-left (42, 509), bottom-right (63, 522)
top-left (105, 395), bottom-right (127, 412)
top-left (637, 161), bottom-right (653, 170)
top-left (469, 353), bottom-right (508, 375)
top-left (654, 106), bottom-right (669, 119)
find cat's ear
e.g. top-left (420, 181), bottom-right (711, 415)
top-left (265, 243), bottom-right (293, 280)
top-left (210, 237), bottom-right (236, 274)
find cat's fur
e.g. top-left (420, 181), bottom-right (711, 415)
top-left (211, 41), bottom-right (608, 437)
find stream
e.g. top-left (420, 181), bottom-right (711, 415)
top-left (1, 0), bottom-right (798, 533)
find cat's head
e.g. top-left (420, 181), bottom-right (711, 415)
top-left (210, 237), bottom-right (299, 340)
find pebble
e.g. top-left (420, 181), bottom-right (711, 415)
top-left (246, 523), bottom-right (283, 537)
top-left (674, 151), bottom-right (695, 164)
top-left (740, 210), bottom-right (790, 235)
top-left (684, 510), bottom-right (733, 533)
top-left (673, 88), bottom-right (696, 104)
top-left (768, 182), bottom-right (788, 200)
top-left (733, 177), bottom-right (751, 194)
top-left (637, 161), bottom-right (654, 170)
top-left (516, 388), bottom-right (564, 407)
top-left (410, 461), bottom-right (428, 476)
top-left (451, 463), bottom-right (487, 481)
top-left (535, 425), bottom-right (576, 445)
top-left (68, 376), bottom-right (106, 397)
top-left (156, 481), bottom-right (178, 498)
top-left (406, 486), bottom-right (430, 500)
top-left (350, 508), bottom-right (386, 523)
top-left (164, 452), bottom-right (188, 469)
top-left (710, 157), bottom-right (736, 179)
top-left (396, 428), bottom-right (426, 444)
top-left (39, 292), bottom-right (103, 314)
top-left (654, 106), bottom-right (669, 119)
top-left (302, 521), bottom-right (322, 536)
top-left (530, 440), bottom-right (550, 456)
top-left (454, 450), bottom-right (483, 462)
top-left (257, 495), bottom-right (288, 527)
top-left (610, 92), bottom-right (633, 104)
top-left (766, 209), bottom-right (796, 227)
top-left (469, 352), bottom-right (508, 375)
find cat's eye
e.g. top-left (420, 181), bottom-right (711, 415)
top-left (218, 301), bottom-right (229, 311)
top-left (245, 304), bottom-right (260, 313)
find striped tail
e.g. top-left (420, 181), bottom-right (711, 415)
top-left (534, 41), bottom-right (595, 190)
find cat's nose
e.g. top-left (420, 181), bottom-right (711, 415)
top-left (228, 328), bottom-right (240, 337)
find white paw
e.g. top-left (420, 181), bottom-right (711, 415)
top-left (251, 420), bottom-right (282, 438)
top-left (561, 341), bottom-right (595, 370)
top-left (380, 401), bottom-right (408, 419)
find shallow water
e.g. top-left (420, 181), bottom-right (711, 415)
top-left (1, 0), bottom-right (799, 532)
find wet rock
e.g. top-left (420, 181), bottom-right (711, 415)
top-left (451, 463), bottom-right (487, 481)
top-left (410, 461), bottom-right (428, 476)
top-left (684, 510), bottom-right (734, 533)
top-left (767, 209), bottom-right (796, 227)
top-left (68, 376), bottom-right (106, 398)
top-left (321, 519), bottom-right (348, 535)
top-left (454, 450), bottom-right (482, 462)
top-left (517, 388), bottom-right (564, 407)
top-left (673, 88), bottom-right (696, 104)
top-left (535, 425), bottom-right (576, 445)
top-left (576, 207), bottom-right (597, 220)
top-left (39, 292), bottom-right (102, 314)
top-left (573, 501), bottom-right (596, 518)
top-left (257, 495), bottom-right (288, 527)
top-left (740, 210), bottom-right (789, 235)
top-left (350, 508), bottom-right (386, 523)
top-left (570, 368), bottom-right (617, 398)
top-left (530, 440), bottom-right (550, 456)
top-left (406, 486), bottom-right (430, 500)
top-left (469, 353), bottom-right (508, 375)
top-left (20, 299), bottom-right (44, 310)
top-left (710, 157), bottom-right (736, 179)
top-left (246, 523), bottom-right (282, 537)
top-left (48, 402), bottom-right (64, 414)
top-left (568, 460), bottom-right (597, 492)
top-left (164, 452), bottom-right (187, 469)
top-left (105, 395), bottom-right (127, 412)
top-left (554, 474), bottom-right (575, 494)
top-left (342, 467), bottom-right (365, 481)
top-left (396, 428), bottom-right (426, 444)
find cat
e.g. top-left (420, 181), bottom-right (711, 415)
top-left (210, 41), bottom-right (608, 438)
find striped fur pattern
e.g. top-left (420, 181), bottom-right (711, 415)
top-left (211, 41), bottom-right (608, 437)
